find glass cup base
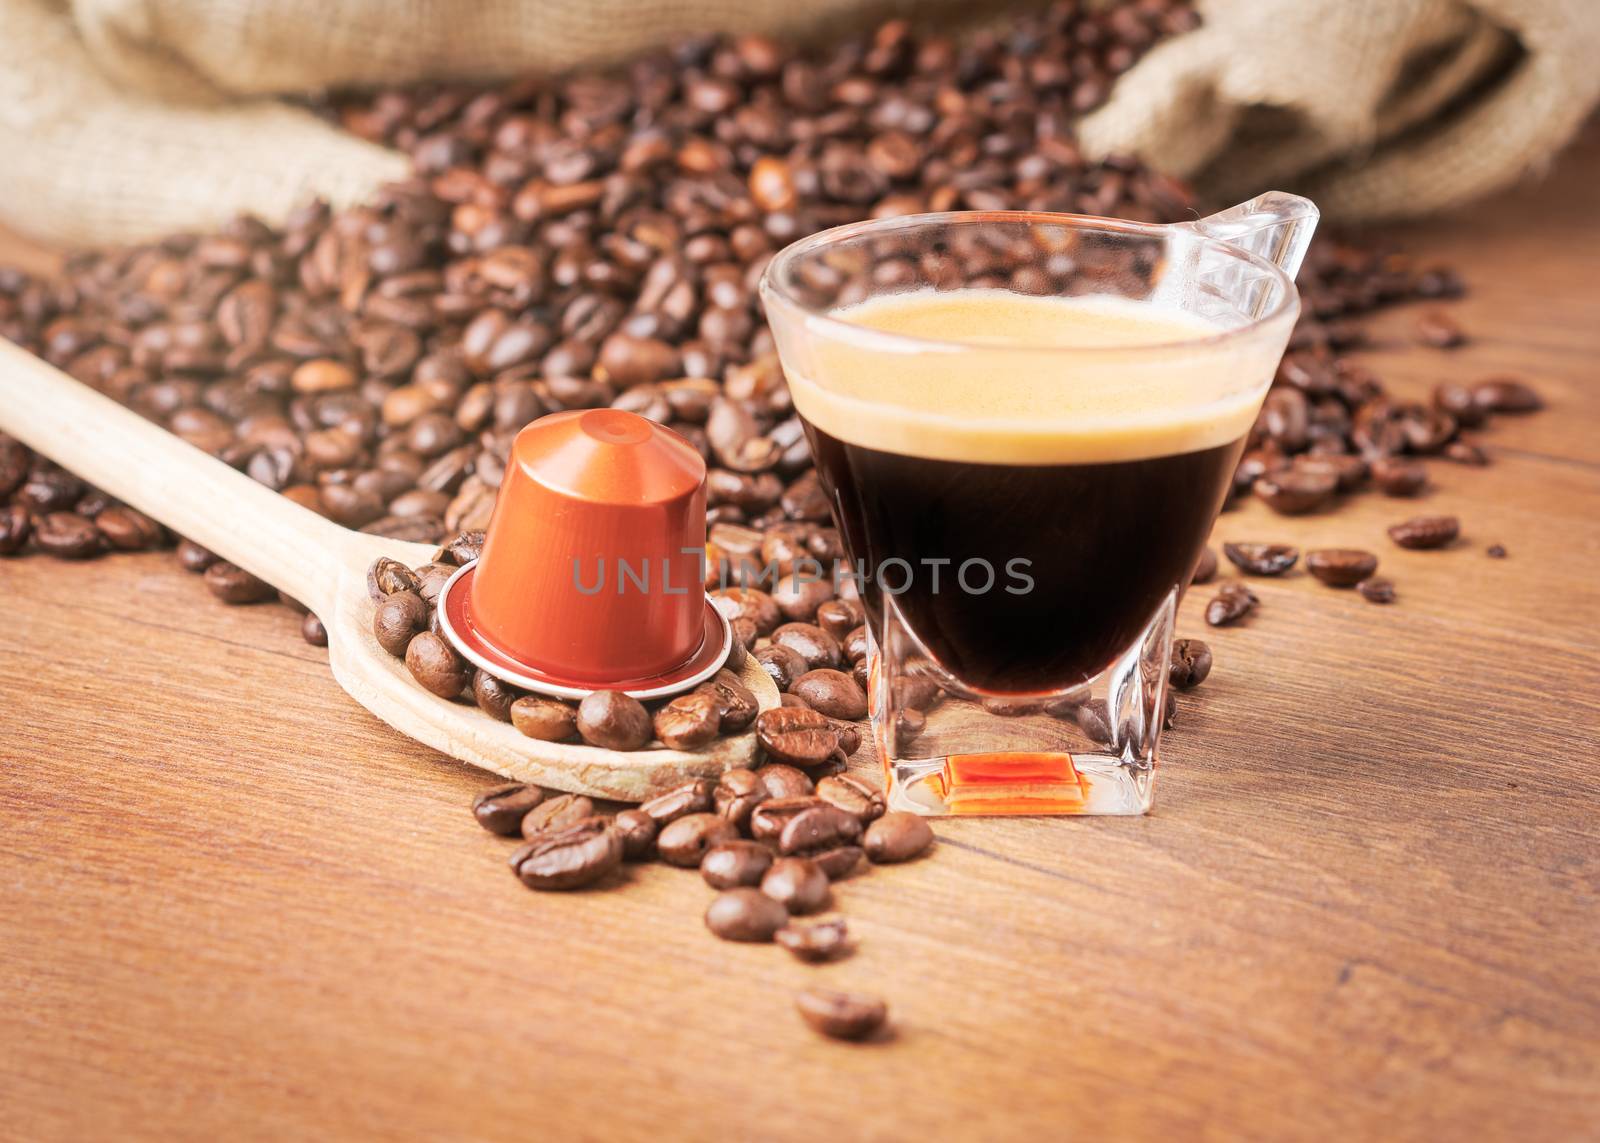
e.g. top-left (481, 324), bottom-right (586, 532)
top-left (870, 591), bottom-right (1175, 817)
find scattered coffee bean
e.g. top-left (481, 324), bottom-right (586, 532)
top-left (576, 690), bottom-right (653, 751)
top-left (1486, 543), bottom-right (1507, 558)
top-left (94, 505), bottom-right (163, 551)
top-left (776, 918), bottom-right (851, 963)
top-left (0, 503), bottom-right (30, 555)
top-left (757, 706), bottom-right (847, 769)
top-left (750, 796), bottom-right (826, 842)
top-left (705, 888), bottom-right (789, 943)
top-left (863, 812), bottom-right (934, 864)
top-left (1190, 546), bottom-right (1218, 585)
top-left (613, 809), bottom-right (659, 861)
top-left (1371, 457), bottom-right (1428, 497)
top-left (758, 764), bottom-right (815, 800)
top-left (1443, 439), bottom-right (1489, 465)
top-left (761, 857), bottom-right (831, 914)
top-left (203, 559), bottom-right (277, 603)
top-left (1223, 542), bottom-right (1299, 576)
top-left (755, 643), bottom-right (809, 691)
top-left (519, 793), bottom-right (596, 840)
top-left (657, 812), bottom-right (740, 867)
top-left (791, 669), bottom-right (869, 720)
top-left (473, 782), bottom-right (545, 836)
top-left (639, 779), bottom-right (714, 825)
top-left (509, 695), bottom-right (578, 742)
top-left (1357, 577), bottom-right (1397, 604)
top-left (1415, 309), bottom-right (1465, 348)
top-left (1168, 638), bottom-right (1213, 689)
top-left (510, 817), bottom-right (623, 891)
top-left (1471, 376), bottom-right (1542, 413)
top-left (1205, 581), bottom-right (1259, 626)
top-left (300, 612), bottom-right (328, 647)
top-left (700, 840), bottom-right (774, 889)
top-left (794, 988), bottom-right (888, 1042)
top-left (1305, 548), bottom-right (1379, 587)
top-left (816, 773), bottom-right (886, 823)
top-left (771, 622), bottom-right (841, 670)
top-left (810, 845), bottom-right (864, 880)
top-left (1388, 515), bottom-right (1460, 550)
top-left (778, 804), bottom-right (863, 858)
top-left (713, 768), bottom-right (768, 830)
top-left (695, 670), bottom-right (759, 732)
top-left (1253, 469), bottom-right (1337, 515)
top-left (175, 539), bottom-right (217, 573)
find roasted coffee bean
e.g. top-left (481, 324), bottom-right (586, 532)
top-left (761, 857), bottom-right (831, 914)
top-left (1444, 439), bottom-right (1489, 466)
top-left (203, 560), bottom-right (276, 602)
top-left (509, 695), bottom-right (578, 742)
top-left (653, 694), bottom-right (722, 751)
top-left (32, 512), bottom-right (104, 559)
top-left (658, 813), bottom-right (740, 867)
top-left (810, 845), bottom-right (864, 880)
top-left (791, 669), bottom-right (868, 720)
top-left (1074, 699), bottom-right (1114, 745)
top-left (405, 631), bottom-right (472, 698)
top-left (778, 804), bottom-right (863, 857)
top-left (520, 793), bottom-right (597, 840)
top-left (700, 840), bottom-right (774, 889)
top-left (1388, 515), bottom-right (1460, 550)
top-left (1371, 456), bottom-right (1428, 497)
top-left (438, 530), bottom-right (485, 566)
top-left (1433, 381), bottom-right (1486, 428)
top-left (613, 809), bottom-right (659, 861)
top-left (473, 782), bottom-right (545, 836)
top-left (758, 764), bottom-right (814, 800)
top-left (373, 590), bottom-right (429, 657)
top-left (863, 811), bottom-right (934, 864)
top-left (794, 987), bottom-right (887, 1041)
top-left (757, 706), bottom-right (846, 769)
top-left (367, 556), bottom-right (421, 600)
top-left (1190, 546), bottom-right (1218, 585)
top-left (894, 709), bottom-right (926, 751)
top-left (1253, 468), bottom-right (1336, 515)
top-left (1357, 577), bottom-right (1397, 604)
top-left (94, 505), bottom-right (163, 551)
top-left (19, 468), bottom-right (83, 514)
top-left (771, 622), bottom-right (841, 669)
top-left (175, 538), bottom-right (218, 572)
top-left (413, 562), bottom-right (456, 604)
top-left (1168, 638), bottom-right (1213, 689)
top-left (816, 774), bottom-right (886, 823)
top-left (0, 504), bottom-right (32, 555)
top-left (695, 669), bottom-right (759, 732)
top-left (509, 817), bottom-right (623, 891)
top-left (1415, 309), bottom-right (1465, 348)
top-left (712, 587), bottom-right (780, 634)
top-left (713, 769), bottom-right (769, 830)
top-left (1205, 581), bottom-right (1258, 627)
top-left (471, 670), bottom-right (520, 721)
top-left (1305, 549), bottom-right (1379, 587)
top-left (639, 779), bottom-right (714, 825)
top-left (1471, 376), bottom-right (1542, 414)
top-left (776, 918), bottom-right (850, 963)
top-left (842, 626), bottom-right (870, 664)
top-left (705, 888), bottom-right (790, 943)
top-left (301, 611), bottom-right (328, 647)
top-left (576, 690), bottom-right (653, 751)
top-left (754, 643), bottom-right (809, 692)
top-left (1222, 542), bottom-right (1299, 576)
top-left (750, 796), bottom-right (825, 842)
top-left (1487, 543), bottom-right (1508, 559)
top-left (815, 598), bottom-right (865, 640)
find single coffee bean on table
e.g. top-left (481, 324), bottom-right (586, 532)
top-left (1205, 582), bottom-right (1259, 627)
top-left (776, 918), bottom-right (851, 963)
top-left (863, 812), bottom-right (935, 864)
top-left (1168, 638), bottom-right (1214, 689)
top-left (473, 783), bottom-right (545, 837)
top-left (1223, 542), bottom-right (1299, 576)
top-left (705, 888), bottom-right (790, 943)
top-left (1357, 577), bottom-right (1398, 604)
top-left (794, 988), bottom-right (889, 1042)
top-left (1305, 549), bottom-right (1379, 587)
top-left (1388, 515), bottom-right (1461, 550)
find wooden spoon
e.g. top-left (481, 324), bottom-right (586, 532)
top-left (0, 341), bottom-right (779, 800)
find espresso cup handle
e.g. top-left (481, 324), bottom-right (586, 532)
top-left (1187, 192), bottom-right (1320, 280)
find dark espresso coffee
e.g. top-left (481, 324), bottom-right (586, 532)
top-left (787, 289), bottom-right (1264, 694)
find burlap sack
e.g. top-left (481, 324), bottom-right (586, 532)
top-left (2, 0), bottom-right (1597, 246)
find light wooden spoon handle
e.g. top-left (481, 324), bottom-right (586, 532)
top-left (0, 340), bottom-right (349, 615)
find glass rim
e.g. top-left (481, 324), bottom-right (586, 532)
top-left (757, 209), bottom-right (1302, 356)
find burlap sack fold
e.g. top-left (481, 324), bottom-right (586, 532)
top-left (1080, 0), bottom-right (1600, 220)
top-left (2, 0), bottom-right (1597, 246)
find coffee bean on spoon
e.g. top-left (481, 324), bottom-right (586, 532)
top-left (1305, 549), bottom-right (1378, 587)
top-left (509, 695), bottom-right (578, 742)
top-left (652, 693), bottom-right (722, 750)
top-left (576, 690), bottom-right (652, 750)
top-left (405, 631), bottom-right (472, 698)
top-left (1388, 515), bottom-right (1460, 550)
top-left (373, 590), bottom-right (428, 656)
top-left (1222, 542), bottom-right (1299, 576)
top-left (694, 670), bottom-right (759, 732)
top-left (757, 707), bottom-right (847, 769)
top-left (471, 670), bottom-right (520, 721)
top-left (366, 556), bottom-right (421, 600)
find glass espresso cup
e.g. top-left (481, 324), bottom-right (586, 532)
top-left (760, 194), bottom-right (1317, 816)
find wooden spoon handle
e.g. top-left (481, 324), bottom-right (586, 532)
top-left (0, 340), bottom-right (348, 614)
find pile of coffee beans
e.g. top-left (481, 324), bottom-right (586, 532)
top-left (474, 766), bottom-right (932, 1040)
top-left (366, 543), bottom-right (766, 749)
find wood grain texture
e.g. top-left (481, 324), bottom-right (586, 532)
top-left (3, 132), bottom-right (1599, 1142)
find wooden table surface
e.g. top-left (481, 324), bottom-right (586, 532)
top-left (4, 132), bottom-right (1599, 1142)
